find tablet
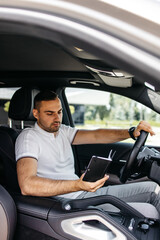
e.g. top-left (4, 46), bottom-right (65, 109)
top-left (82, 155), bottom-right (112, 182)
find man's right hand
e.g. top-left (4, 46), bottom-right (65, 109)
top-left (76, 174), bottom-right (109, 192)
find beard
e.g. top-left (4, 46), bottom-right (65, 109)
top-left (49, 121), bottom-right (61, 132)
top-left (38, 120), bottom-right (61, 133)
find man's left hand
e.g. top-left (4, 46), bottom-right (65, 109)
top-left (134, 121), bottom-right (155, 138)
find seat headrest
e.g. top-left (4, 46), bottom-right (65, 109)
top-left (9, 87), bottom-right (39, 121)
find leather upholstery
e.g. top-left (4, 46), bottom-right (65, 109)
top-left (9, 87), bottom-right (39, 121)
top-left (0, 185), bottom-right (17, 240)
top-left (0, 127), bottom-right (20, 193)
top-left (0, 87), bottom-right (39, 192)
top-left (0, 87), bottom-right (40, 192)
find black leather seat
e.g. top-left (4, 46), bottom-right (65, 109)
top-left (0, 87), bottom-right (39, 193)
top-left (0, 127), bottom-right (20, 192)
top-left (0, 184), bottom-right (17, 240)
top-left (8, 87), bottom-right (39, 122)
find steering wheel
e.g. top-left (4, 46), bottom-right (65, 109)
top-left (120, 130), bottom-right (148, 183)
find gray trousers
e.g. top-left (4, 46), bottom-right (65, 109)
top-left (76, 181), bottom-right (160, 215)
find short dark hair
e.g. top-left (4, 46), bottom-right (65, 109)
top-left (34, 90), bottom-right (58, 109)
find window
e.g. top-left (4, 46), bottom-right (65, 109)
top-left (65, 87), bottom-right (160, 146)
top-left (0, 88), bottom-right (19, 126)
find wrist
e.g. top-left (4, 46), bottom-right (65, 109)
top-left (128, 127), bottom-right (136, 140)
top-left (74, 179), bottom-right (82, 191)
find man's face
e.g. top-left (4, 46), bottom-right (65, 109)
top-left (33, 98), bottom-right (63, 133)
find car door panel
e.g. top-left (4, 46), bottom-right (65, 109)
top-left (74, 142), bottom-right (160, 185)
top-left (74, 142), bottom-right (133, 176)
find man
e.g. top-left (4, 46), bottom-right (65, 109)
top-left (15, 90), bottom-right (160, 214)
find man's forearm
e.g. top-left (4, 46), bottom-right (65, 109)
top-left (19, 173), bottom-right (109, 197)
top-left (73, 121), bottom-right (155, 145)
top-left (20, 175), bottom-right (80, 196)
top-left (73, 129), bottom-right (130, 145)
top-left (94, 129), bottom-right (130, 143)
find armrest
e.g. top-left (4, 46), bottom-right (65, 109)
top-left (62, 195), bottom-right (144, 218)
top-left (14, 195), bottom-right (60, 219)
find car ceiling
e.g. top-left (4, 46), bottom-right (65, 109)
top-left (0, 21), bottom-right (160, 114)
top-left (0, 33), bottom-right (123, 86)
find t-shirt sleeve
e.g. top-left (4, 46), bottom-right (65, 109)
top-left (61, 125), bottom-right (78, 143)
top-left (15, 129), bottom-right (39, 161)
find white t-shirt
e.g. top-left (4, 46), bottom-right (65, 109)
top-left (15, 123), bottom-right (83, 198)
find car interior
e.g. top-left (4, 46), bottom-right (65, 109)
top-left (0, 18), bottom-right (160, 240)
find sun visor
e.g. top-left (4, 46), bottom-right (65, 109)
top-left (86, 66), bottom-right (133, 88)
